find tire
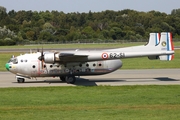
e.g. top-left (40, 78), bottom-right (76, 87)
top-left (17, 78), bottom-right (25, 83)
top-left (65, 76), bottom-right (76, 84)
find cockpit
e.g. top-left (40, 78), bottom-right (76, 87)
top-left (8, 57), bottom-right (18, 64)
top-left (5, 56), bottom-right (18, 71)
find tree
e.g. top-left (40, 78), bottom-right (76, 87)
top-left (39, 31), bottom-right (54, 42)
top-left (0, 6), bottom-right (6, 13)
top-left (0, 8), bottom-right (180, 45)
top-left (8, 10), bottom-right (16, 18)
top-left (171, 8), bottom-right (180, 16)
top-left (78, 13), bottom-right (86, 26)
top-left (26, 30), bottom-right (35, 40)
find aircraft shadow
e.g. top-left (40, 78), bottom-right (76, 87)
top-left (12, 77), bottom-right (179, 86)
top-left (74, 78), bottom-right (125, 86)
top-left (13, 78), bottom-right (125, 86)
top-left (155, 77), bottom-right (179, 81)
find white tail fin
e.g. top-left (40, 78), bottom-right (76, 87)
top-left (107, 32), bottom-right (161, 52)
top-left (146, 33), bottom-right (160, 46)
top-left (159, 32), bottom-right (174, 61)
top-left (148, 32), bottom-right (174, 61)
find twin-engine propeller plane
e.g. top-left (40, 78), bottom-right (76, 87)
top-left (5, 32), bottom-right (174, 84)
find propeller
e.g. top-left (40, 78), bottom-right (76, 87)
top-left (38, 47), bottom-right (44, 69)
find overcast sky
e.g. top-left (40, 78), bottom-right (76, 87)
top-left (1, 0), bottom-right (180, 14)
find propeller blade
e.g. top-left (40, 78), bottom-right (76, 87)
top-left (41, 47), bottom-right (44, 69)
top-left (38, 47), bottom-right (45, 69)
top-left (42, 59), bottom-right (44, 69)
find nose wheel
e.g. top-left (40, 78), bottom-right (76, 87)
top-left (17, 78), bottom-right (25, 83)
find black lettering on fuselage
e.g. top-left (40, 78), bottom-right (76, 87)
top-left (110, 53), bottom-right (125, 58)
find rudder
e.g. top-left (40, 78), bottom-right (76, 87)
top-left (159, 32), bottom-right (174, 61)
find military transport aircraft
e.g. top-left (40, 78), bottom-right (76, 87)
top-left (5, 32), bottom-right (174, 84)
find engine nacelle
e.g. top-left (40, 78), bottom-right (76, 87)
top-left (43, 53), bottom-right (60, 63)
top-left (44, 53), bottom-right (55, 63)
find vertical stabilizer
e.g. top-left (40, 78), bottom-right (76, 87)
top-left (147, 33), bottom-right (160, 46)
top-left (159, 32), bottom-right (174, 61)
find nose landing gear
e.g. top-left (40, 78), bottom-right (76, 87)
top-left (17, 78), bottom-right (25, 83)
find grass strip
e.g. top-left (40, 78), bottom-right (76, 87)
top-left (0, 86), bottom-right (180, 120)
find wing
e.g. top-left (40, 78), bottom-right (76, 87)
top-left (59, 53), bottom-right (88, 62)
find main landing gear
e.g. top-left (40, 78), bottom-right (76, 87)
top-left (60, 76), bottom-right (76, 84)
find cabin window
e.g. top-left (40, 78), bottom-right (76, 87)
top-left (93, 63), bottom-right (96, 67)
top-left (86, 64), bottom-right (89, 67)
top-left (32, 65), bottom-right (36, 68)
top-left (99, 64), bottom-right (102, 66)
top-left (50, 65), bottom-right (53, 68)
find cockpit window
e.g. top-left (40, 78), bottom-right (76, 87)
top-left (8, 59), bottom-right (13, 63)
top-left (13, 58), bottom-right (18, 64)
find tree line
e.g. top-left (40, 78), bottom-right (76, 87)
top-left (0, 6), bottom-right (180, 45)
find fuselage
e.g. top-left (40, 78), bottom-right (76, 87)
top-left (5, 52), bottom-right (123, 78)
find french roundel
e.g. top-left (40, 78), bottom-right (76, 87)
top-left (102, 53), bottom-right (108, 59)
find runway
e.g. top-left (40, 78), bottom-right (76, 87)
top-left (0, 69), bottom-right (179, 88)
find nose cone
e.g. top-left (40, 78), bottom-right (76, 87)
top-left (5, 63), bottom-right (10, 71)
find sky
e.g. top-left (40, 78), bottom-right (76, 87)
top-left (0, 0), bottom-right (180, 14)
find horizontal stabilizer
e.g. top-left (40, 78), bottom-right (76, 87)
top-left (159, 54), bottom-right (174, 61)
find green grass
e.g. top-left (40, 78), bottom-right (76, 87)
top-left (0, 86), bottom-right (180, 120)
top-left (1, 50), bottom-right (180, 71)
top-left (0, 41), bottom-right (179, 49)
